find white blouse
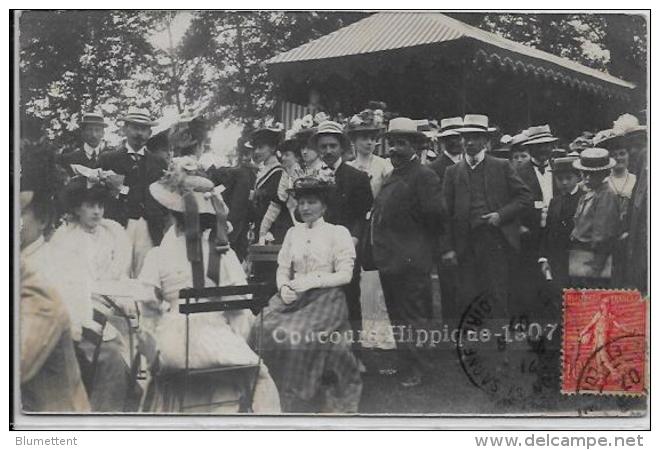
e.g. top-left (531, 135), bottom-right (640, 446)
top-left (276, 218), bottom-right (356, 290)
top-left (348, 154), bottom-right (393, 197)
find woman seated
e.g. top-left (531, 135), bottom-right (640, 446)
top-left (46, 174), bottom-right (137, 411)
top-left (138, 157), bottom-right (280, 413)
top-left (250, 176), bottom-right (363, 413)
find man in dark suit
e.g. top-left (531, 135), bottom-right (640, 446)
top-left (514, 125), bottom-right (557, 315)
top-left (429, 117), bottom-right (464, 329)
top-left (207, 153), bottom-right (256, 262)
top-left (443, 115), bottom-right (532, 323)
top-left (311, 120), bottom-right (373, 353)
top-left (98, 107), bottom-right (167, 277)
top-left (58, 112), bottom-right (109, 175)
top-left (372, 117), bottom-right (446, 387)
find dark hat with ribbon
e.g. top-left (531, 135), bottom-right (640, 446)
top-left (572, 147), bottom-right (616, 172)
top-left (287, 174), bottom-right (335, 199)
top-left (551, 155), bottom-right (580, 174)
top-left (251, 123), bottom-right (284, 147)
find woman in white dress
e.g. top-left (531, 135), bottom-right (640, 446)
top-left (47, 174), bottom-right (137, 411)
top-left (138, 157), bottom-right (280, 413)
top-left (250, 176), bottom-right (363, 412)
top-left (346, 109), bottom-right (396, 352)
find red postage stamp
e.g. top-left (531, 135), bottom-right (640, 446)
top-left (561, 289), bottom-right (647, 396)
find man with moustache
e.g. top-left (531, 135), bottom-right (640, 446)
top-left (98, 107), bottom-right (167, 276)
top-left (311, 121), bottom-right (373, 357)
top-left (442, 115), bottom-right (532, 325)
top-left (372, 117), bottom-right (446, 387)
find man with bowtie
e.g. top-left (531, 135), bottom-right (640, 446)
top-left (98, 107), bottom-right (167, 277)
top-left (442, 115), bottom-right (532, 324)
top-left (311, 120), bottom-right (373, 356)
top-left (58, 112), bottom-right (108, 175)
top-left (514, 125), bottom-right (558, 315)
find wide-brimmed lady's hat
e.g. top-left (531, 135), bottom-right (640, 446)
top-left (80, 112), bottom-right (108, 128)
top-left (592, 128), bottom-right (624, 150)
top-left (384, 117), bottom-right (425, 140)
top-left (251, 123), bottom-right (284, 147)
top-left (572, 147), bottom-right (616, 172)
top-left (345, 108), bottom-right (386, 135)
top-left (522, 125), bottom-right (559, 146)
top-left (149, 156), bottom-right (223, 214)
top-left (286, 175), bottom-right (335, 200)
top-left (455, 114), bottom-right (496, 134)
top-left (121, 107), bottom-right (158, 127)
top-left (310, 120), bottom-right (351, 149)
top-left (613, 113), bottom-right (647, 138)
top-left (438, 117), bottom-right (463, 138)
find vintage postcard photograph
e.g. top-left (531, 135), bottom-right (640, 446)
top-left (11, 9), bottom-right (649, 429)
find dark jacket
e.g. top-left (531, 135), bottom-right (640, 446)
top-left (98, 144), bottom-right (168, 244)
top-left (516, 159), bottom-right (555, 255)
top-left (207, 165), bottom-right (256, 261)
top-left (429, 152), bottom-right (459, 255)
top-left (443, 155), bottom-right (532, 257)
top-left (539, 189), bottom-right (583, 286)
top-left (372, 157), bottom-right (445, 274)
top-left (325, 162), bottom-right (373, 242)
top-left (58, 145), bottom-right (107, 176)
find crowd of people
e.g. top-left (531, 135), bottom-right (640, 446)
top-left (19, 103), bottom-right (648, 414)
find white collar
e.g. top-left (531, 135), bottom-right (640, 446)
top-left (466, 149), bottom-right (486, 169)
top-left (126, 142), bottom-right (146, 156)
top-left (332, 158), bottom-right (343, 171)
top-left (570, 185), bottom-right (580, 195)
top-left (305, 217), bottom-right (326, 229)
top-left (83, 142), bottom-right (101, 159)
top-left (444, 150), bottom-right (462, 164)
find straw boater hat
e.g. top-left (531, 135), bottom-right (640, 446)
top-left (310, 120), bottom-right (351, 149)
top-left (522, 125), bottom-right (559, 146)
top-left (455, 114), bottom-right (496, 134)
top-left (149, 157), bottom-right (222, 214)
top-left (121, 107), bottom-right (158, 127)
top-left (572, 147), bottom-right (616, 172)
top-left (438, 117), bottom-right (464, 138)
top-left (79, 112), bottom-right (108, 128)
top-left (384, 117), bottom-right (425, 140)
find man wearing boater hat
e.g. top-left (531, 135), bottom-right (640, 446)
top-left (428, 116), bottom-right (463, 329)
top-left (515, 125), bottom-right (558, 313)
top-left (372, 117), bottom-right (446, 387)
top-left (99, 107), bottom-right (168, 277)
top-left (442, 114), bottom-right (532, 324)
top-left (58, 111), bottom-right (109, 175)
top-left (310, 120), bottom-right (373, 357)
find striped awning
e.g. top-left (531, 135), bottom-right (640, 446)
top-left (267, 12), bottom-right (635, 92)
